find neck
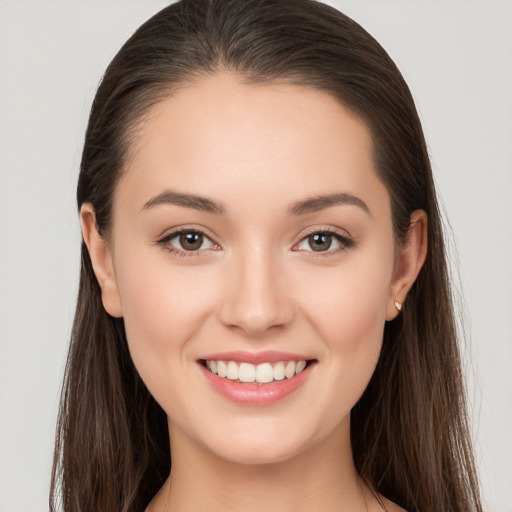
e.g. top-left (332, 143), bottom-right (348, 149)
top-left (148, 417), bottom-right (377, 512)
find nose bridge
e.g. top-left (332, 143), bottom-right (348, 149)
top-left (218, 239), bottom-right (293, 336)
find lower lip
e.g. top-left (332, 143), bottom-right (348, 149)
top-left (198, 362), bottom-right (316, 405)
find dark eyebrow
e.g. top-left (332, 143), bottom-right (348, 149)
top-left (141, 189), bottom-right (370, 217)
top-left (287, 193), bottom-right (371, 216)
top-left (141, 190), bottom-right (227, 215)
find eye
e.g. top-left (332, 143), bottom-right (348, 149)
top-left (294, 229), bottom-right (355, 255)
top-left (157, 228), bottom-right (219, 256)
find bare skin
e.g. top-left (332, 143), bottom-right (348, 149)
top-left (81, 71), bottom-right (426, 512)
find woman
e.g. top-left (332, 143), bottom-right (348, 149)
top-left (50, 0), bottom-right (482, 511)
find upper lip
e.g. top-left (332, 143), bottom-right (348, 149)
top-left (199, 350), bottom-right (315, 365)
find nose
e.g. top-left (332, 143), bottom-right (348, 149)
top-left (218, 246), bottom-right (294, 337)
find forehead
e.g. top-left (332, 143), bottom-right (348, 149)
top-left (117, 71), bottom-right (388, 219)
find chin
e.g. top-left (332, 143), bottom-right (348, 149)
top-left (196, 422), bottom-right (318, 466)
top-left (214, 441), bottom-right (304, 466)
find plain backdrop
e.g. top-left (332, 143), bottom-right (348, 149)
top-left (0, 1), bottom-right (511, 511)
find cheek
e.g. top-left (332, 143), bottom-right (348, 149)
top-left (300, 250), bottom-right (393, 402)
top-left (305, 254), bottom-right (391, 344)
top-left (113, 246), bottom-right (216, 396)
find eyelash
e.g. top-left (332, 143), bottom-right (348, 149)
top-left (296, 228), bottom-right (356, 257)
top-left (156, 227), bottom-right (356, 258)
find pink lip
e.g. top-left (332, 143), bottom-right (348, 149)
top-left (200, 350), bottom-right (313, 365)
top-left (198, 360), bottom-right (316, 405)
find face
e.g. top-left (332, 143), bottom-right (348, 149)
top-left (96, 72), bottom-right (403, 464)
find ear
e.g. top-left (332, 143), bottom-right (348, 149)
top-left (80, 203), bottom-right (123, 318)
top-left (386, 209), bottom-right (428, 321)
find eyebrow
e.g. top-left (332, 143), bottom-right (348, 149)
top-left (287, 192), bottom-right (370, 216)
top-left (142, 190), bottom-right (227, 215)
top-left (141, 189), bottom-right (370, 216)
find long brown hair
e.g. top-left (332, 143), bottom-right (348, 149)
top-left (50, 1), bottom-right (482, 511)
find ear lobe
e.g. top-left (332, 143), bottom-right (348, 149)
top-left (386, 209), bottom-right (428, 321)
top-left (80, 203), bottom-right (123, 318)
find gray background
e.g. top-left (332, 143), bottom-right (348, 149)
top-left (0, 1), bottom-right (511, 511)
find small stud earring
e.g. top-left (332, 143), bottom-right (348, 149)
top-left (394, 301), bottom-right (402, 312)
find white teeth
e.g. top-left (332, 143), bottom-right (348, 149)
top-left (226, 361), bottom-right (238, 380)
top-left (239, 362), bottom-right (256, 383)
top-left (256, 363), bottom-right (274, 383)
top-left (285, 361), bottom-right (296, 379)
top-left (217, 360), bottom-right (227, 378)
top-left (273, 362), bottom-right (285, 381)
top-left (205, 359), bottom-right (311, 384)
top-left (296, 360), bottom-right (307, 374)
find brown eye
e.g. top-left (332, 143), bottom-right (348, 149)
top-left (308, 233), bottom-right (333, 252)
top-left (158, 229), bottom-right (218, 255)
top-left (179, 232), bottom-right (204, 251)
top-left (294, 230), bottom-right (355, 256)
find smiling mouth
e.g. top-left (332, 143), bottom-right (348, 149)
top-left (199, 359), bottom-right (317, 385)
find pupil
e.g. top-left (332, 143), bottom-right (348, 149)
top-left (310, 233), bottom-right (331, 252)
top-left (180, 232), bottom-right (203, 250)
